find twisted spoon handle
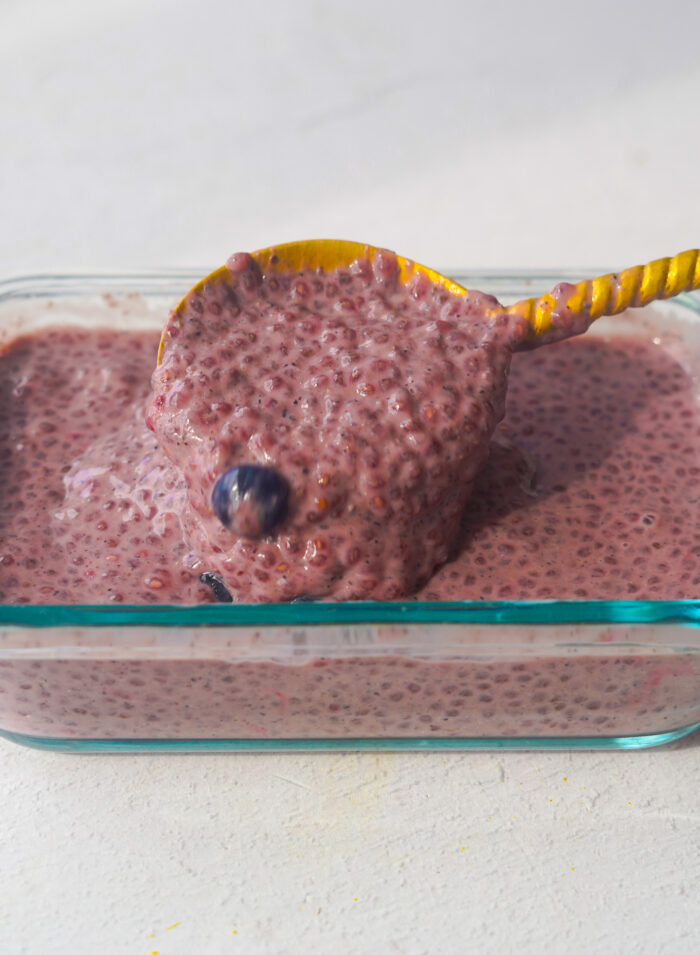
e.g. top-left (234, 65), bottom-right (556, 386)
top-left (507, 248), bottom-right (700, 345)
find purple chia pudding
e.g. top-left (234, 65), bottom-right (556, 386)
top-left (1, 652), bottom-right (698, 741)
top-left (0, 258), bottom-right (698, 743)
top-left (149, 250), bottom-right (522, 601)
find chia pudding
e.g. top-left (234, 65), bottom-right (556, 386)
top-left (149, 250), bottom-right (523, 602)
top-left (0, 258), bottom-right (698, 743)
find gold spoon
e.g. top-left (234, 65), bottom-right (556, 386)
top-left (154, 240), bottom-right (700, 601)
top-left (159, 240), bottom-right (700, 363)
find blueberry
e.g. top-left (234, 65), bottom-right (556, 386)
top-left (212, 465), bottom-right (289, 538)
top-left (199, 571), bottom-right (233, 603)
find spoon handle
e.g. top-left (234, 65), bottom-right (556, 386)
top-left (507, 248), bottom-right (700, 346)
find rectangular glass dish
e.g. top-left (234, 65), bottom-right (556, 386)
top-left (0, 270), bottom-right (698, 753)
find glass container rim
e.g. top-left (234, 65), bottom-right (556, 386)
top-left (2, 269), bottom-right (699, 313)
top-left (0, 600), bottom-right (698, 629)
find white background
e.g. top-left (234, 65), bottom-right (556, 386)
top-left (1, 1), bottom-right (699, 952)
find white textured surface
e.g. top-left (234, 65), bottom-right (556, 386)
top-left (1, 2), bottom-right (699, 953)
top-left (1, 743), bottom-right (699, 954)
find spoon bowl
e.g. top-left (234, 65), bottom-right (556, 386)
top-left (158, 238), bottom-right (471, 364)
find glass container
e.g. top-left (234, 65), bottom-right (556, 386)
top-left (0, 271), bottom-right (698, 752)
